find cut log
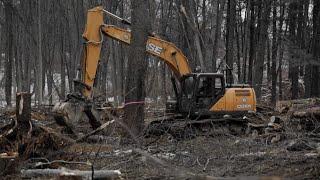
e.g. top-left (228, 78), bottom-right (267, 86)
top-left (291, 107), bottom-right (320, 119)
top-left (276, 98), bottom-right (320, 112)
top-left (21, 168), bottom-right (122, 179)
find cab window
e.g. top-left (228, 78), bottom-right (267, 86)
top-left (197, 77), bottom-right (214, 97)
top-left (197, 76), bottom-right (224, 98)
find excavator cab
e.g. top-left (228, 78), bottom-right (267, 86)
top-left (178, 73), bottom-right (226, 117)
top-left (177, 72), bottom-right (256, 118)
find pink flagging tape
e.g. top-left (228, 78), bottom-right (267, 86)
top-left (124, 101), bottom-right (145, 107)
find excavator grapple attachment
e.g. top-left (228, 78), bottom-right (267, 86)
top-left (53, 98), bottom-right (102, 131)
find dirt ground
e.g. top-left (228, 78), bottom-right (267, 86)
top-left (0, 102), bottom-right (320, 179)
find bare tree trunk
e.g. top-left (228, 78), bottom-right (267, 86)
top-left (194, 33), bottom-right (205, 71)
top-left (23, 50), bottom-right (31, 93)
top-left (159, 0), bottom-right (171, 101)
top-left (118, 1), bottom-right (125, 103)
top-left (99, 44), bottom-right (108, 100)
top-left (0, 15), bottom-right (2, 72)
top-left (212, 0), bottom-right (226, 72)
top-left (271, 0), bottom-right (278, 106)
top-left (118, 44), bottom-right (126, 103)
top-left (36, 0), bottom-right (43, 106)
top-left (60, 46), bottom-right (66, 100)
top-left (226, 0), bottom-right (236, 85)
top-left (278, 2), bottom-right (285, 100)
top-left (248, 0), bottom-right (255, 84)
top-left (310, 0), bottom-right (320, 97)
top-left (266, 38), bottom-right (271, 83)
top-left (111, 41), bottom-right (118, 105)
top-left (13, 18), bottom-right (22, 94)
top-left (303, 0), bottom-right (312, 98)
top-left (253, 0), bottom-right (271, 101)
top-left (4, 1), bottom-right (13, 107)
top-left (242, 0), bottom-right (251, 83)
top-left (15, 44), bottom-right (22, 92)
top-left (123, 0), bottom-right (151, 139)
top-left (180, 0), bottom-right (206, 71)
top-left (47, 37), bottom-right (55, 104)
top-left (47, 70), bottom-right (53, 104)
top-left (288, 2), bottom-right (299, 99)
top-left (303, 1), bottom-right (312, 98)
top-left (236, 15), bottom-right (241, 83)
top-left (177, 0), bottom-right (196, 69)
top-left (114, 43), bottom-right (122, 105)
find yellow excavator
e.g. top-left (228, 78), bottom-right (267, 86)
top-left (53, 6), bottom-right (256, 129)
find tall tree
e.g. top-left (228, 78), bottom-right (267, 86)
top-left (277, 2), bottom-right (286, 100)
top-left (248, 0), bottom-right (255, 84)
top-left (36, 0), bottom-right (43, 105)
top-left (253, 0), bottom-right (271, 100)
top-left (159, 0), bottom-right (173, 100)
top-left (309, 0), bottom-right (320, 97)
top-left (225, 0), bottom-right (236, 84)
top-left (271, 0), bottom-right (278, 105)
top-left (4, 0), bottom-right (13, 107)
top-left (123, 0), bottom-right (151, 139)
top-left (180, 0), bottom-right (206, 71)
top-left (288, 2), bottom-right (299, 99)
top-left (212, 0), bottom-right (226, 72)
top-left (176, 0), bottom-right (196, 69)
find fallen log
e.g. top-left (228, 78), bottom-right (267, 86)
top-left (21, 168), bottom-right (122, 179)
top-left (291, 107), bottom-right (320, 119)
top-left (276, 98), bottom-right (320, 113)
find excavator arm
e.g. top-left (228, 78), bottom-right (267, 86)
top-left (102, 25), bottom-right (192, 77)
top-left (81, 6), bottom-right (191, 99)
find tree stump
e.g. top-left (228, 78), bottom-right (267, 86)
top-left (15, 93), bottom-right (32, 155)
top-left (16, 92), bottom-right (31, 125)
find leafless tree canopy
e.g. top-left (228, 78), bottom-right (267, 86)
top-left (0, 0), bottom-right (318, 107)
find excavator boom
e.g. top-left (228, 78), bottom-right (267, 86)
top-left (81, 6), bottom-right (191, 98)
top-left (103, 25), bottom-right (192, 77)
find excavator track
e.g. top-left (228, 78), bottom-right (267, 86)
top-left (143, 107), bottom-right (257, 139)
top-left (144, 113), bottom-right (250, 140)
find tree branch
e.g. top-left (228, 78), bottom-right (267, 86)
top-left (1, 1), bottom-right (37, 45)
